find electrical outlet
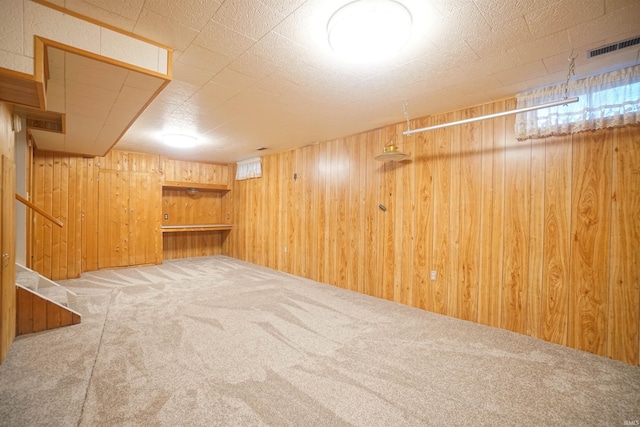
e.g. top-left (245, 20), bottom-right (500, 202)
top-left (164, 214), bottom-right (168, 220)
top-left (430, 270), bottom-right (437, 281)
top-left (284, 246), bottom-right (288, 253)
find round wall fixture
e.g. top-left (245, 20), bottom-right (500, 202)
top-left (374, 143), bottom-right (410, 161)
top-left (327, 0), bottom-right (412, 61)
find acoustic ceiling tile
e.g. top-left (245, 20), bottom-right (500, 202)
top-left (142, 0), bottom-right (223, 30)
top-left (177, 43), bottom-right (232, 75)
top-left (465, 17), bottom-right (533, 59)
top-left (431, 3), bottom-right (492, 42)
top-left (259, 0), bottom-right (308, 16)
top-left (473, 0), bottom-right (557, 28)
top-left (244, 31), bottom-right (307, 70)
top-left (76, 0), bottom-right (144, 21)
top-left (494, 60), bottom-right (548, 87)
top-left (0, 0), bottom-right (24, 56)
top-left (100, 28), bottom-right (161, 73)
top-left (64, 0), bottom-right (137, 31)
top-left (567, 2), bottom-right (640, 47)
top-left (213, 0), bottom-right (285, 40)
top-left (210, 68), bottom-right (257, 92)
top-left (429, 0), bottom-right (476, 15)
top-left (134, 8), bottom-right (199, 52)
top-left (507, 31), bottom-right (571, 66)
top-left (171, 62), bottom-right (215, 88)
top-left (193, 20), bottom-right (255, 58)
top-left (227, 52), bottom-right (280, 79)
top-left (463, 51), bottom-right (518, 77)
top-left (525, 0), bottom-right (605, 40)
top-left (123, 71), bottom-right (166, 92)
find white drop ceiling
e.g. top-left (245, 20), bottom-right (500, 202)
top-left (38, 0), bottom-right (640, 162)
top-left (29, 44), bottom-right (168, 155)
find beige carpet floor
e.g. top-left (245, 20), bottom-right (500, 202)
top-left (0, 255), bottom-right (639, 426)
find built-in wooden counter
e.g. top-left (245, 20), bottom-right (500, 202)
top-left (162, 181), bottom-right (229, 192)
top-left (161, 224), bottom-right (233, 233)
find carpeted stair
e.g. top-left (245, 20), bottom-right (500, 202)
top-left (15, 264), bottom-right (70, 308)
top-left (14, 264), bottom-right (81, 336)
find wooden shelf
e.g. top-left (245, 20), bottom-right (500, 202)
top-left (161, 224), bottom-right (233, 233)
top-left (162, 181), bottom-right (229, 192)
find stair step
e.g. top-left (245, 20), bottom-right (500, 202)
top-left (16, 270), bottom-right (40, 291)
top-left (15, 263), bottom-right (71, 308)
top-left (36, 285), bottom-right (69, 307)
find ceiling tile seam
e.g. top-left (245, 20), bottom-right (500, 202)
top-left (188, 24), bottom-right (311, 94)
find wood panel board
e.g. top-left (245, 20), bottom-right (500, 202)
top-left (541, 136), bottom-right (571, 345)
top-left (608, 126), bottom-right (640, 364)
top-left (568, 131), bottom-right (612, 356)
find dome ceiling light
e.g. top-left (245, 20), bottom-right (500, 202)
top-left (327, 0), bottom-right (412, 61)
top-left (162, 134), bottom-right (198, 148)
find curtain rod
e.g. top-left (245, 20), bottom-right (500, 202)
top-left (402, 97), bottom-right (579, 136)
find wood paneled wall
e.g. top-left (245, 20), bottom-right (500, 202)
top-left (30, 151), bottom-right (233, 278)
top-left (0, 101), bottom-right (16, 364)
top-left (30, 150), bottom-right (161, 279)
top-left (162, 158), bottom-right (230, 185)
top-left (16, 285), bottom-right (81, 335)
top-left (161, 158), bottom-right (232, 260)
top-left (230, 99), bottom-right (640, 366)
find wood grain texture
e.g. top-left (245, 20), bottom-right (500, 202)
top-left (541, 137), bottom-right (571, 345)
top-left (0, 120), bottom-right (17, 363)
top-left (478, 101), bottom-right (497, 326)
top-left (412, 117), bottom-right (433, 311)
top-left (608, 126), bottom-right (640, 365)
top-left (457, 107), bottom-right (482, 322)
top-left (432, 112), bottom-right (452, 316)
top-left (16, 286), bottom-right (80, 336)
top-left (31, 150), bottom-right (161, 278)
top-left (528, 139), bottom-right (545, 338)
top-left (228, 99), bottom-right (640, 366)
top-left (500, 111), bottom-right (530, 334)
top-left (568, 131), bottom-right (612, 357)
top-left (22, 101), bottom-right (640, 366)
top-left (160, 156), bottom-right (229, 261)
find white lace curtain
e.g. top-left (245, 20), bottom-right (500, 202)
top-left (235, 157), bottom-right (262, 180)
top-left (515, 64), bottom-right (640, 140)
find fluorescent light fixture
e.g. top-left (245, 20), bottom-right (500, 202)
top-left (327, 0), bottom-right (412, 61)
top-left (162, 134), bottom-right (198, 148)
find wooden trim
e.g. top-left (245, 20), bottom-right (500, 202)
top-left (0, 64), bottom-right (45, 111)
top-left (163, 181), bottom-right (230, 191)
top-left (101, 78), bottom-right (170, 156)
top-left (35, 36), bottom-right (171, 81)
top-left (33, 38), bottom-right (47, 110)
top-left (15, 193), bottom-right (63, 228)
top-left (161, 156), bottom-right (230, 167)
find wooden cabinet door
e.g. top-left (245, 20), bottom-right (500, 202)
top-left (98, 170), bottom-right (161, 269)
top-left (98, 170), bottom-right (130, 269)
top-left (129, 172), bottom-right (162, 266)
top-left (0, 155), bottom-right (16, 363)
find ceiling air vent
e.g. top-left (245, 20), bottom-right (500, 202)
top-left (588, 36), bottom-right (640, 58)
top-left (256, 147), bottom-right (268, 151)
top-left (14, 107), bottom-right (64, 133)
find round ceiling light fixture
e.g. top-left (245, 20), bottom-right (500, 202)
top-left (162, 134), bottom-right (198, 148)
top-left (327, 0), bottom-right (412, 61)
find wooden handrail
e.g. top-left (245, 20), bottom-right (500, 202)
top-left (15, 194), bottom-right (63, 228)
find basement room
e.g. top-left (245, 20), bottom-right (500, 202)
top-left (0, 0), bottom-right (639, 425)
